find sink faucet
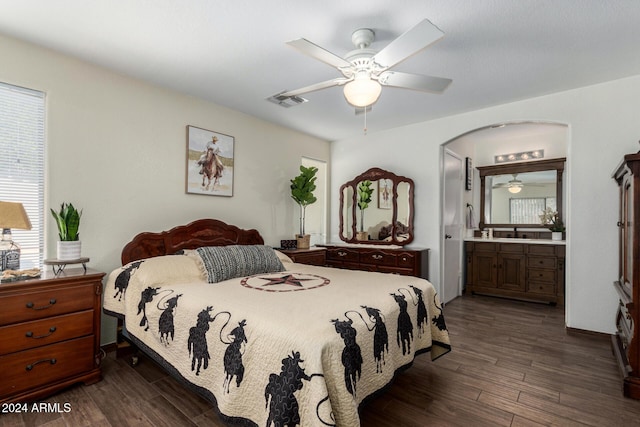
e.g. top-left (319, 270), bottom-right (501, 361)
top-left (513, 227), bottom-right (518, 238)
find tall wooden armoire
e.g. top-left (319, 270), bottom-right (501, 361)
top-left (612, 152), bottom-right (640, 399)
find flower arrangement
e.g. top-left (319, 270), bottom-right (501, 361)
top-left (539, 207), bottom-right (565, 232)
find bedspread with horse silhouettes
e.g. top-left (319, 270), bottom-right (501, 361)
top-left (103, 250), bottom-right (450, 427)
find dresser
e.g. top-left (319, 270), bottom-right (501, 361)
top-left (612, 153), bottom-right (640, 399)
top-left (278, 247), bottom-right (327, 266)
top-left (464, 239), bottom-right (565, 305)
top-left (320, 245), bottom-right (429, 279)
top-left (0, 268), bottom-right (104, 403)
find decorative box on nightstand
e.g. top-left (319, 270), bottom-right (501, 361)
top-left (0, 268), bottom-right (104, 403)
top-left (278, 247), bottom-right (327, 266)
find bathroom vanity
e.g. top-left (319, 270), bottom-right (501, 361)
top-left (464, 238), bottom-right (565, 305)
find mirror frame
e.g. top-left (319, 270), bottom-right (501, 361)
top-left (339, 167), bottom-right (414, 245)
top-left (478, 157), bottom-right (566, 229)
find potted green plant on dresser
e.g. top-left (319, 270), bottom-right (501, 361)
top-left (290, 165), bottom-right (318, 249)
top-left (356, 180), bottom-right (373, 241)
top-left (51, 202), bottom-right (82, 260)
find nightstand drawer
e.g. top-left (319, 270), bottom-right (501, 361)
top-left (0, 335), bottom-right (95, 398)
top-left (0, 284), bottom-right (95, 326)
top-left (0, 310), bottom-right (94, 356)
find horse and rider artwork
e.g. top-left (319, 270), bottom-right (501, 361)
top-left (186, 125), bottom-right (234, 196)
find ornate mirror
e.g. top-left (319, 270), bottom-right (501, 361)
top-left (339, 168), bottom-right (414, 245)
top-left (478, 158), bottom-right (566, 229)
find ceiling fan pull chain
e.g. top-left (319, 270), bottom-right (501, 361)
top-left (363, 105), bottom-right (368, 135)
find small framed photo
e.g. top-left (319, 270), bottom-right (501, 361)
top-left (186, 125), bottom-right (234, 196)
top-left (465, 157), bottom-right (473, 191)
top-left (378, 179), bottom-right (393, 209)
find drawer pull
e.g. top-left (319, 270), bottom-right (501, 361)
top-left (25, 326), bottom-right (57, 339)
top-left (25, 358), bottom-right (57, 371)
top-left (372, 254), bottom-right (383, 260)
top-left (338, 251), bottom-right (347, 257)
top-left (26, 299), bottom-right (57, 310)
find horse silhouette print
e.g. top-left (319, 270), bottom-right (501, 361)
top-left (361, 305), bottom-right (389, 373)
top-left (113, 260), bottom-right (144, 301)
top-left (409, 285), bottom-right (429, 337)
top-left (188, 306), bottom-right (215, 375)
top-left (331, 317), bottom-right (363, 396)
top-left (264, 351), bottom-right (312, 427)
top-left (390, 291), bottom-right (414, 355)
top-left (137, 286), bottom-right (160, 332)
top-left (158, 293), bottom-right (182, 345)
top-left (222, 319), bottom-right (247, 393)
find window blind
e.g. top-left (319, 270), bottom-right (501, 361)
top-left (0, 82), bottom-right (45, 269)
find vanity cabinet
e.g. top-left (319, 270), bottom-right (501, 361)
top-left (322, 245), bottom-right (429, 280)
top-left (612, 152), bottom-right (640, 399)
top-left (465, 241), bottom-right (564, 305)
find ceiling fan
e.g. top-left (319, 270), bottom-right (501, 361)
top-left (270, 19), bottom-right (452, 108)
top-left (493, 174), bottom-right (545, 194)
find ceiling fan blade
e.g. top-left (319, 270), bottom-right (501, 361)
top-left (378, 71), bottom-right (452, 93)
top-left (287, 38), bottom-right (352, 69)
top-left (372, 19), bottom-right (444, 71)
top-left (280, 77), bottom-right (351, 97)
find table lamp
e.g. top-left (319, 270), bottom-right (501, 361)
top-left (0, 201), bottom-right (32, 271)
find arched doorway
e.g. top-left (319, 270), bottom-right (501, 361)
top-left (440, 121), bottom-right (569, 304)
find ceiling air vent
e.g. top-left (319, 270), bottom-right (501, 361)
top-left (267, 92), bottom-right (308, 108)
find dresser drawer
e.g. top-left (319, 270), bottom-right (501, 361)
top-left (0, 284), bottom-right (95, 326)
top-left (0, 310), bottom-right (94, 356)
top-left (0, 335), bottom-right (95, 398)
top-left (528, 268), bottom-right (556, 283)
top-left (396, 252), bottom-right (417, 268)
top-left (326, 248), bottom-right (359, 263)
top-left (528, 256), bottom-right (557, 269)
top-left (358, 249), bottom-right (397, 267)
top-left (379, 266), bottom-right (414, 276)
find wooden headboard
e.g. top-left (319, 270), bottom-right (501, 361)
top-left (121, 219), bottom-right (264, 265)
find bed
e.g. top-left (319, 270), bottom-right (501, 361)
top-left (103, 219), bottom-right (450, 426)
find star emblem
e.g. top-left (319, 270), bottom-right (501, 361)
top-left (259, 274), bottom-right (313, 288)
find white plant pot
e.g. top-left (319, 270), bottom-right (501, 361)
top-left (57, 241), bottom-right (82, 260)
top-left (551, 232), bottom-right (563, 241)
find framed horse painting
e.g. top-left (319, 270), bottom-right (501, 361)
top-left (186, 125), bottom-right (234, 197)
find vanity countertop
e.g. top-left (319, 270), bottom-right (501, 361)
top-left (464, 237), bottom-right (566, 245)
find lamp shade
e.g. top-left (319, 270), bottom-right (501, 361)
top-left (343, 75), bottom-right (382, 107)
top-left (0, 201), bottom-right (32, 230)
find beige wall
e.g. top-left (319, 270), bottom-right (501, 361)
top-left (0, 34), bottom-right (330, 344)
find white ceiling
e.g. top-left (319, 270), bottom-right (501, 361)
top-left (1, 1), bottom-right (640, 141)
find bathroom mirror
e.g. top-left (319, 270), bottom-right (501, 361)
top-left (478, 158), bottom-right (565, 228)
top-left (339, 167), bottom-right (414, 245)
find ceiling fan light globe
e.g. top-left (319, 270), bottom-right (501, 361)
top-left (508, 186), bottom-right (522, 194)
top-left (343, 78), bottom-right (382, 107)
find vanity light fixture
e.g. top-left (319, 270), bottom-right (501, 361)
top-left (495, 149), bottom-right (544, 164)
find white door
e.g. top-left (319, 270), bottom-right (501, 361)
top-left (442, 150), bottom-right (463, 304)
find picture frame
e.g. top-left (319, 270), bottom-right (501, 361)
top-left (378, 178), bottom-right (393, 209)
top-left (465, 157), bottom-right (473, 191)
top-left (186, 125), bottom-right (234, 196)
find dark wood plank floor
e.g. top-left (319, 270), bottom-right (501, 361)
top-left (3, 295), bottom-right (640, 426)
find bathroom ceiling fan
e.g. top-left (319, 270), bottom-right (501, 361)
top-left (270, 19), bottom-right (452, 108)
top-left (493, 174), bottom-right (545, 194)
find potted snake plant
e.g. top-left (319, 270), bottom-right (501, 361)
top-left (290, 165), bottom-right (318, 249)
top-left (51, 202), bottom-right (83, 260)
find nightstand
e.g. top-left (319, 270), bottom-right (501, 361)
top-left (279, 247), bottom-right (327, 266)
top-left (0, 268), bottom-right (104, 403)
